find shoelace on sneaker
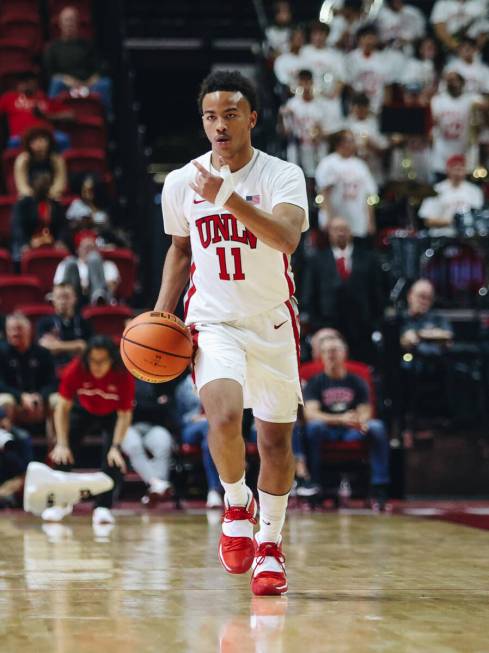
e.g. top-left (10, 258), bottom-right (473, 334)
top-left (254, 542), bottom-right (285, 567)
top-left (222, 506), bottom-right (257, 525)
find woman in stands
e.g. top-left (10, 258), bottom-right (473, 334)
top-left (45, 335), bottom-right (135, 525)
top-left (14, 127), bottom-right (67, 200)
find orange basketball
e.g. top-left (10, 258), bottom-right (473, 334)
top-left (120, 311), bottom-right (193, 383)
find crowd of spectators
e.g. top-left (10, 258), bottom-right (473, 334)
top-left (2, 1), bottom-right (489, 517)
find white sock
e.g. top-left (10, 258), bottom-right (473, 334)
top-left (220, 473), bottom-right (249, 507)
top-left (256, 489), bottom-right (289, 544)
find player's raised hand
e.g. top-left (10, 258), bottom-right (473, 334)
top-left (189, 160), bottom-right (224, 203)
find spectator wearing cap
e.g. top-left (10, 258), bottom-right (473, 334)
top-left (37, 283), bottom-right (92, 370)
top-left (44, 6), bottom-right (113, 113)
top-left (418, 154), bottom-right (484, 236)
top-left (53, 232), bottom-right (120, 305)
top-left (14, 127), bottom-right (67, 199)
top-left (0, 313), bottom-right (57, 428)
top-left (302, 216), bottom-right (384, 363)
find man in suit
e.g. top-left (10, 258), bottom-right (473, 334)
top-left (301, 216), bottom-right (384, 363)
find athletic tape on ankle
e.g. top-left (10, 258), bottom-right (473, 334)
top-left (214, 165), bottom-right (234, 206)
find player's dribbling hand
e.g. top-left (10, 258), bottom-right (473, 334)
top-left (51, 444), bottom-right (74, 465)
top-left (107, 446), bottom-right (127, 473)
top-left (189, 160), bottom-right (223, 203)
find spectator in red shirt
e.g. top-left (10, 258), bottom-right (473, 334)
top-left (47, 335), bottom-right (135, 525)
top-left (0, 71), bottom-right (72, 150)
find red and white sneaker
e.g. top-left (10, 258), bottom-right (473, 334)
top-left (218, 491), bottom-right (257, 574)
top-left (251, 538), bottom-right (287, 596)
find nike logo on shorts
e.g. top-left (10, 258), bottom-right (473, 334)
top-left (193, 199), bottom-right (207, 204)
top-left (273, 320), bottom-right (287, 330)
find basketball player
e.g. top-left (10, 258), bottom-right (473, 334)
top-left (155, 70), bottom-right (308, 596)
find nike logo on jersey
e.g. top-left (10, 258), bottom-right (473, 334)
top-left (274, 320), bottom-right (288, 330)
top-left (193, 199), bottom-right (207, 204)
top-left (263, 520), bottom-right (271, 525)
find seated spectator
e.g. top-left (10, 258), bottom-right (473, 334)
top-left (273, 26), bottom-right (306, 93)
top-left (0, 407), bottom-right (32, 509)
top-left (121, 379), bottom-right (174, 504)
top-left (0, 313), bottom-right (57, 428)
top-left (400, 279), bottom-right (454, 440)
top-left (66, 175), bottom-right (130, 247)
top-left (430, 0), bottom-right (487, 53)
top-left (418, 154), bottom-right (484, 236)
top-left (278, 69), bottom-right (328, 180)
top-left (303, 335), bottom-right (390, 510)
top-left (431, 71), bottom-right (487, 180)
top-left (53, 233), bottom-right (120, 305)
top-left (11, 170), bottom-right (68, 263)
top-left (47, 336), bottom-right (135, 524)
top-left (0, 71), bottom-right (71, 150)
top-left (376, 0), bottom-right (426, 48)
top-left (301, 21), bottom-right (346, 100)
top-left (174, 373), bottom-right (223, 509)
top-left (400, 279), bottom-right (453, 353)
top-left (37, 283), bottom-right (92, 369)
top-left (344, 93), bottom-right (389, 184)
top-left (14, 128), bottom-right (67, 199)
top-left (265, 1), bottom-right (293, 58)
top-left (346, 25), bottom-right (393, 114)
top-left (302, 216), bottom-right (384, 363)
top-left (44, 6), bottom-right (112, 113)
top-left (315, 129), bottom-right (378, 237)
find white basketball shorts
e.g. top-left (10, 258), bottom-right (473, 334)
top-left (192, 300), bottom-right (302, 423)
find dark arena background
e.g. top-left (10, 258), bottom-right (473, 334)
top-left (0, 1), bottom-right (488, 651)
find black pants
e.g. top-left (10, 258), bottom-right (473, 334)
top-left (55, 404), bottom-right (123, 508)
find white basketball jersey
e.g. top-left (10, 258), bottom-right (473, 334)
top-left (162, 149), bottom-right (308, 325)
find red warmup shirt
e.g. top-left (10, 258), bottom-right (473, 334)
top-left (59, 357), bottom-right (135, 416)
top-left (0, 91), bottom-right (64, 138)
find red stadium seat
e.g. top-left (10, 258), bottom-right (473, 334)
top-left (2, 148), bottom-right (20, 195)
top-left (100, 248), bottom-right (137, 300)
top-left (61, 116), bottom-right (107, 150)
top-left (20, 247), bottom-right (67, 295)
top-left (82, 305), bottom-right (133, 341)
top-left (15, 303), bottom-right (55, 330)
top-left (57, 91), bottom-right (105, 120)
top-left (0, 196), bottom-right (15, 245)
top-left (0, 274), bottom-right (43, 313)
top-left (0, 249), bottom-right (12, 273)
top-left (64, 148), bottom-right (108, 178)
top-left (0, 13), bottom-right (42, 53)
top-left (0, 38), bottom-right (34, 68)
top-left (0, 1), bottom-right (40, 18)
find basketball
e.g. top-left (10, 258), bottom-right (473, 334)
top-left (120, 311), bottom-right (193, 383)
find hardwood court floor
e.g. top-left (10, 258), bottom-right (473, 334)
top-left (1, 510), bottom-right (488, 653)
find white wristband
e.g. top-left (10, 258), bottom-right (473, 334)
top-left (213, 165), bottom-right (234, 207)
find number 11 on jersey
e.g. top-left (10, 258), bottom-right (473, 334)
top-left (216, 247), bottom-right (246, 281)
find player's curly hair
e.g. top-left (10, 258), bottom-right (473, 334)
top-left (197, 70), bottom-right (258, 114)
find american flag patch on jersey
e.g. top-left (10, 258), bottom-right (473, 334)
top-left (246, 195), bottom-right (260, 204)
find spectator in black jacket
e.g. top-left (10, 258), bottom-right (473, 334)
top-left (302, 216), bottom-right (384, 363)
top-left (0, 313), bottom-right (57, 427)
top-left (44, 6), bottom-right (112, 113)
top-left (37, 283), bottom-right (92, 369)
top-left (11, 171), bottom-right (68, 263)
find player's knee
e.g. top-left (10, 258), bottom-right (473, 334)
top-left (259, 434), bottom-right (292, 461)
top-left (208, 410), bottom-right (242, 436)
